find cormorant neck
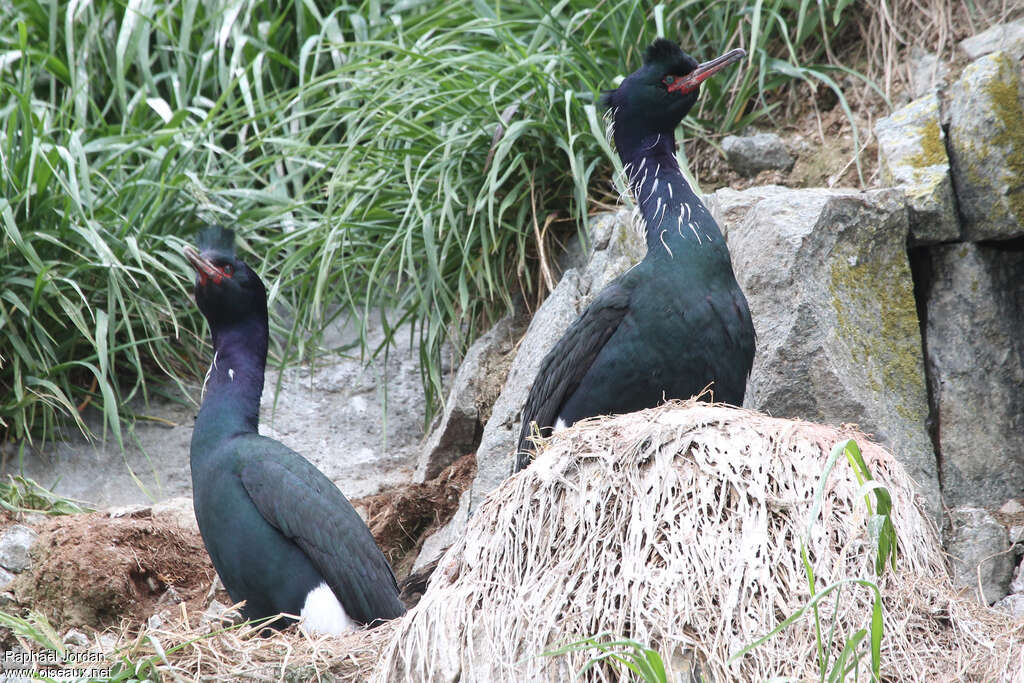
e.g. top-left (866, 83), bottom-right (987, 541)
top-left (193, 316), bottom-right (268, 448)
top-left (616, 130), bottom-right (723, 252)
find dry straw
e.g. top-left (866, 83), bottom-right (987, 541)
top-left (48, 402), bottom-right (1020, 681)
top-left (91, 608), bottom-right (395, 682)
top-left (377, 401), bottom-right (1023, 681)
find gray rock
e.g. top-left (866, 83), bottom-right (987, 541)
top-left (1001, 499), bottom-right (1024, 516)
top-left (909, 49), bottom-right (950, 99)
top-left (924, 242), bottom-right (1024, 508)
top-left (581, 211), bottom-right (648, 294)
top-left (722, 133), bottom-right (794, 176)
top-left (157, 585), bottom-right (184, 605)
top-left (994, 593), bottom-right (1024, 619)
top-left (947, 51), bottom-right (1024, 241)
top-left (469, 211), bottom-right (645, 508)
top-left (470, 270), bottom-right (584, 505)
top-left (875, 93), bottom-right (959, 244)
top-left (946, 507), bottom-right (1014, 604)
top-left (12, 317), bottom-right (427, 506)
top-left (707, 185), bottom-right (940, 520)
top-left (62, 628), bottom-right (89, 647)
top-left (0, 567), bottom-right (14, 589)
top-left (1011, 526), bottom-right (1024, 546)
top-left (959, 20), bottom-right (1024, 60)
top-left (151, 497), bottom-right (199, 534)
top-left (1012, 556), bottom-right (1024, 594)
top-left (260, 321), bottom-right (426, 499)
top-left (416, 315), bottom-right (526, 482)
top-left (0, 525), bottom-right (37, 573)
top-left (106, 497), bottom-right (197, 534)
top-left (412, 489), bottom-right (471, 573)
top-left (107, 503), bottom-right (149, 519)
top-left (0, 591), bottom-right (15, 609)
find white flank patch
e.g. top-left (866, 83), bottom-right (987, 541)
top-left (554, 417), bottom-right (568, 431)
top-left (300, 582), bottom-right (357, 636)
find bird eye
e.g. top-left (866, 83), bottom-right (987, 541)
top-left (222, 264), bottom-right (234, 276)
top-left (663, 75), bottom-right (675, 85)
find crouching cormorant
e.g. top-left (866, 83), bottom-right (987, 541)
top-left (183, 226), bottom-right (405, 634)
top-left (513, 39), bottom-right (756, 473)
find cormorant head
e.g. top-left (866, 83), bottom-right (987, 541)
top-left (601, 39), bottom-right (745, 150)
top-left (183, 226), bottom-right (267, 328)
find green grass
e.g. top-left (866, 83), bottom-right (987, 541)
top-left (0, 474), bottom-right (91, 515)
top-left (0, 0), bottom-right (870, 445)
top-left (544, 634), bottom-right (668, 682)
top-left (729, 439), bottom-right (898, 682)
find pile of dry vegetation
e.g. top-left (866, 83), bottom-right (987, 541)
top-left (378, 402), bottom-right (1022, 681)
top-left (5, 403), bottom-right (1021, 682)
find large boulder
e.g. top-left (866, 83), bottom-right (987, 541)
top-left (875, 93), bottom-right (959, 244)
top-left (946, 51), bottom-right (1024, 242)
top-left (468, 211), bottom-right (645, 508)
top-left (908, 48), bottom-right (950, 99)
top-left (258, 325), bottom-right (426, 499)
top-left (415, 314), bottom-right (527, 482)
top-left (959, 20), bottom-right (1024, 61)
top-left (708, 185), bottom-right (940, 520)
top-left (923, 242), bottom-right (1024, 508)
top-left (722, 133), bottom-right (794, 176)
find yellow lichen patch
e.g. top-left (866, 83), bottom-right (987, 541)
top-left (829, 244), bottom-right (926, 421)
top-left (984, 62), bottom-right (1024, 222)
top-left (906, 120), bottom-right (947, 170)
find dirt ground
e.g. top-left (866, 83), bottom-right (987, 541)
top-left (11, 512), bottom-right (217, 631)
top-left (0, 452), bottom-right (476, 647)
top-left (353, 452), bottom-right (477, 582)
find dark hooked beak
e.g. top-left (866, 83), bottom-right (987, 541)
top-left (667, 48), bottom-right (746, 95)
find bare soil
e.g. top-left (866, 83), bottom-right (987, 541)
top-left (0, 451), bottom-right (476, 643)
top-left (354, 452), bottom-right (476, 582)
top-left (10, 511), bottom-right (216, 630)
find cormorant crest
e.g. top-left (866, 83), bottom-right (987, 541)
top-left (599, 38), bottom-right (692, 110)
top-left (644, 38), bottom-right (683, 65)
top-left (196, 225), bottom-right (236, 257)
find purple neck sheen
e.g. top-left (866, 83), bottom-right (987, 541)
top-left (196, 316), bottom-right (268, 440)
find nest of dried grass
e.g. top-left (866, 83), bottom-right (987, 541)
top-left (376, 401), bottom-right (1023, 682)
top-left (79, 606), bottom-right (395, 682)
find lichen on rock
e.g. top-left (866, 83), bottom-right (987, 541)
top-left (947, 51), bottom-right (1024, 241)
top-left (874, 93), bottom-right (958, 244)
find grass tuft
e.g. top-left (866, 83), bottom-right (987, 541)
top-left (1, 0), bottom-right (873, 443)
top-left (0, 472), bottom-right (91, 516)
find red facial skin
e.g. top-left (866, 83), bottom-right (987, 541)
top-left (183, 245), bottom-right (233, 286)
top-left (665, 48), bottom-right (746, 95)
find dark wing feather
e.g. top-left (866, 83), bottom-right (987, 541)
top-left (513, 283), bottom-right (632, 473)
top-left (240, 448), bottom-right (405, 624)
